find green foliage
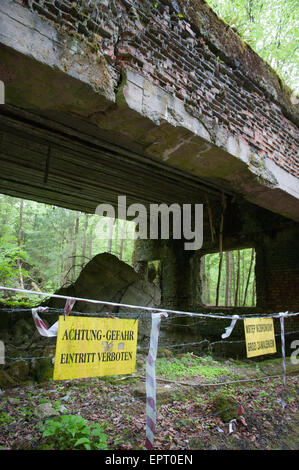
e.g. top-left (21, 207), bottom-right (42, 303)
top-left (197, 365), bottom-right (230, 379)
top-left (38, 397), bottom-right (49, 405)
top-left (203, 248), bottom-right (256, 307)
top-left (0, 236), bottom-right (28, 286)
top-left (212, 393), bottom-right (238, 423)
top-left (17, 406), bottom-right (34, 419)
top-left (33, 358), bottom-right (54, 383)
top-left (206, 0), bottom-right (298, 93)
top-left (0, 298), bottom-right (40, 308)
top-left (40, 414), bottom-right (109, 450)
top-left (0, 411), bottom-right (13, 427)
top-left (156, 353), bottom-right (232, 380)
top-left (259, 390), bottom-right (270, 398)
top-left (0, 195), bottom-right (135, 297)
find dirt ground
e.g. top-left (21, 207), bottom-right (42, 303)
top-left (0, 353), bottom-right (298, 451)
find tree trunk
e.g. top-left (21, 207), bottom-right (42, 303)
top-left (107, 219), bottom-right (114, 253)
top-left (234, 250), bottom-right (240, 306)
top-left (228, 251), bottom-right (233, 306)
top-left (216, 193), bottom-right (226, 306)
top-left (240, 249), bottom-right (245, 304)
top-left (225, 251), bottom-right (230, 306)
top-left (16, 200), bottom-right (24, 289)
top-left (88, 225), bottom-right (93, 260)
top-left (119, 219), bottom-right (126, 260)
top-left (205, 195), bottom-right (216, 243)
top-left (231, 251), bottom-right (235, 306)
top-left (206, 257), bottom-right (210, 305)
top-left (81, 214), bottom-right (89, 268)
top-left (251, 274), bottom-right (256, 306)
top-left (71, 213), bottom-right (80, 282)
top-left (200, 256), bottom-right (206, 304)
top-left (243, 248), bottom-right (255, 306)
top-left (216, 253), bottom-right (223, 307)
top-left (60, 234), bottom-right (66, 285)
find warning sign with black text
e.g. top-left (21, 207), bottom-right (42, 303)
top-left (53, 316), bottom-right (138, 380)
top-left (244, 317), bottom-right (276, 358)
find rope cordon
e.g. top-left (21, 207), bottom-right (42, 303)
top-left (0, 285), bottom-right (297, 449)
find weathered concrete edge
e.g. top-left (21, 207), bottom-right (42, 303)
top-left (1, 0), bottom-right (298, 221)
top-left (265, 159), bottom-right (299, 201)
top-left (122, 68), bottom-right (299, 208)
top-left (0, 0), bottom-right (116, 102)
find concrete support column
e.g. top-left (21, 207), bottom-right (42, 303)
top-left (133, 238), bottom-right (199, 311)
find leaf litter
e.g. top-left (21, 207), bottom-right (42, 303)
top-left (0, 353), bottom-right (298, 450)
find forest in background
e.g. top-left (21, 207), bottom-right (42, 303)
top-left (203, 249), bottom-right (256, 308)
top-left (0, 195), bottom-right (135, 299)
top-left (206, 0), bottom-right (298, 94)
top-left (0, 0), bottom-right (295, 307)
top-left (0, 195), bottom-right (256, 307)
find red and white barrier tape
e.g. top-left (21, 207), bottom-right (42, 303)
top-left (32, 298), bottom-right (76, 337)
top-left (145, 312), bottom-right (167, 450)
top-left (64, 297), bottom-right (76, 316)
top-left (228, 406), bottom-right (247, 434)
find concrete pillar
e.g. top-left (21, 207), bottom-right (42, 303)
top-left (133, 238), bottom-right (199, 311)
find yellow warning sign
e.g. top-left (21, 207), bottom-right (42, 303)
top-left (53, 316), bottom-right (138, 380)
top-left (244, 318), bottom-right (276, 358)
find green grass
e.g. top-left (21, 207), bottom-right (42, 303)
top-left (0, 296), bottom-right (41, 308)
top-left (0, 412), bottom-right (13, 427)
top-left (156, 353), bottom-right (238, 381)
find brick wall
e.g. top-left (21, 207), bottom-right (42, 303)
top-left (17, 0), bottom-right (299, 178)
top-left (255, 227), bottom-right (299, 312)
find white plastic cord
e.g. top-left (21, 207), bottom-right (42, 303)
top-left (0, 286), bottom-right (298, 320)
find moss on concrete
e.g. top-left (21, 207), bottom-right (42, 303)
top-left (33, 358), bottom-right (54, 383)
top-left (0, 370), bottom-right (17, 389)
top-left (212, 393), bottom-right (238, 422)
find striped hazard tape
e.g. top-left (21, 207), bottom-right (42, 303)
top-left (32, 298), bottom-right (76, 337)
top-left (64, 298), bottom-right (76, 316)
top-left (145, 312), bottom-right (168, 450)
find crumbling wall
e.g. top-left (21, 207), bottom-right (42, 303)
top-left (0, 252), bottom-right (161, 386)
top-left (256, 227), bottom-right (299, 313)
top-left (17, 0), bottom-right (298, 178)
